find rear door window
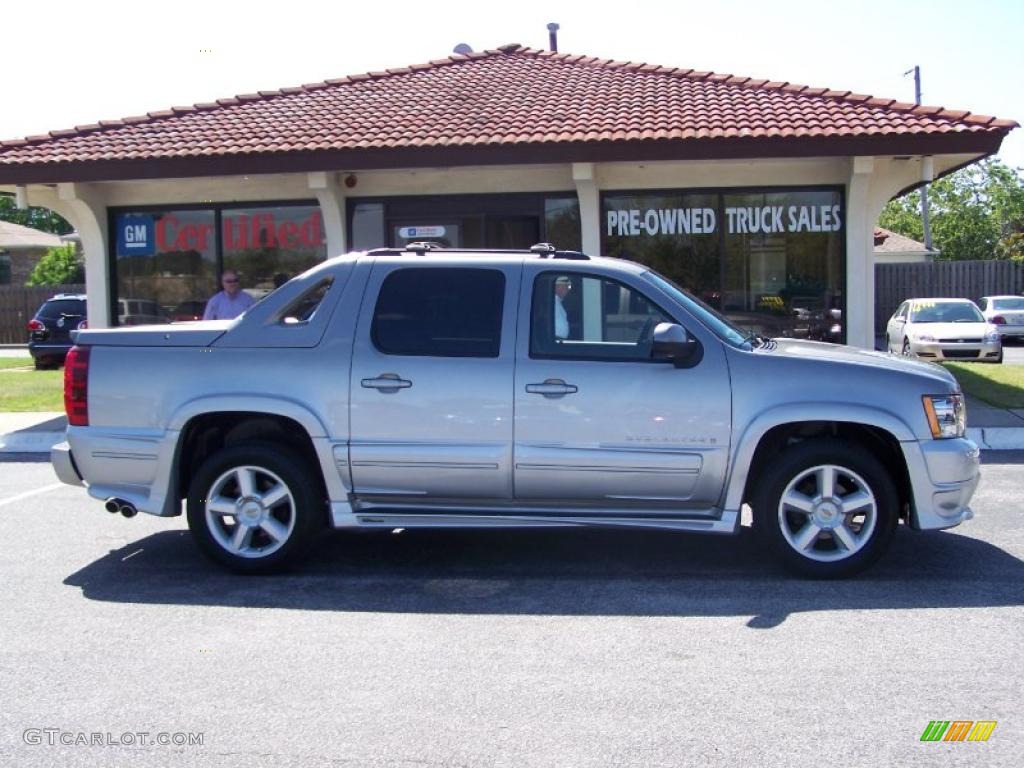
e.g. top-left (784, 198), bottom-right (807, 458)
top-left (371, 268), bottom-right (505, 357)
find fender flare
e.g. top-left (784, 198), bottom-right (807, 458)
top-left (723, 402), bottom-right (915, 511)
top-left (167, 395), bottom-right (328, 437)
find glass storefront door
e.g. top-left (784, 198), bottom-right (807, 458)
top-left (352, 194), bottom-right (577, 252)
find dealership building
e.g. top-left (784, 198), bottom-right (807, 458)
top-left (0, 44), bottom-right (1015, 346)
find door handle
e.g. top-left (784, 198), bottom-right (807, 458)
top-left (526, 378), bottom-right (578, 398)
top-left (361, 373), bottom-right (412, 393)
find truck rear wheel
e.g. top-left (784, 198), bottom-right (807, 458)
top-left (753, 438), bottom-right (898, 578)
top-left (186, 441), bottom-right (323, 573)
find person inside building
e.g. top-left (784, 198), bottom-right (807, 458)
top-left (203, 270), bottom-right (255, 320)
top-left (554, 275), bottom-right (571, 339)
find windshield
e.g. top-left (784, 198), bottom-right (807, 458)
top-left (643, 270), bottom-right (750, 347)
top-left (910, 302), bottom-right (984, 323)
top-left (992, 297), bottom-right (1024, 311)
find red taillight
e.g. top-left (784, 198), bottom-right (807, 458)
top-left (64, 346), bottom-right (90, 426)
top-left (991, 315), bottom-right (1007, 325)
top-left (77, 319), bottom-right (88, 330)
top-left (27, 319), bottom-right (44, 332)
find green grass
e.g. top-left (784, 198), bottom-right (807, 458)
top-left (943, 362), bottom-right (1024, 409)
top-left (0, 365), bottom-right (64, 411)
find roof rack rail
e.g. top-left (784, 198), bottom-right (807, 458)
top-left (530, 242), bottom-right (589, 260)
top-left (403, 241), bottom-right (443, 252)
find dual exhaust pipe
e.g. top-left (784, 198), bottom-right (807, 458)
top-left (105, 498), bottom-right (138, 518)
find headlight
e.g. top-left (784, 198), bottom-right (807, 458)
top-left (984, 328), bottom-right (1001, 343)
top-left (922, 394), bottom-right (966, 439)
top-left (914, 333), bottom-right (937, 343)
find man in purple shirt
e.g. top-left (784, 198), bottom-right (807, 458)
top-left (203, 270), bottom-right (255, 320)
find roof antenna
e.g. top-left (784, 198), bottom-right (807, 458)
top-left (547, 22), bottom-right (560, 52)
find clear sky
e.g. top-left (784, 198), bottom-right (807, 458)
top-left (2, 0), bottom-right (1021, 173)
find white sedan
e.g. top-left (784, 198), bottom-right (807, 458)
top-left (885, 298), bottom-right (1002, 363)
top-left (978, 295), bottom-right (1024, 341)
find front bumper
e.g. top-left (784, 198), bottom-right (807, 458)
top-left (908, 339), bottom-right (1001, 362)
top-left (902, 437), bottom-right (981, 530)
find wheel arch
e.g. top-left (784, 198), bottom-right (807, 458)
top-left (726, 405), bottom-right (914, 519)
top-left (169, 401), bottom-right (331, 523)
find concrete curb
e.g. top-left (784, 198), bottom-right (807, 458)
top-left (966, 427), bottom-right (1024, 451)
top-left (0, 432), bottom-right (65, 454)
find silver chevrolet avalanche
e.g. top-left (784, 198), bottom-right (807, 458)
top-left (52, 245), bottom-right (981, 578)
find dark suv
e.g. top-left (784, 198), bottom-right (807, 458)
top-left (27, 294), bottom-right (87, 369)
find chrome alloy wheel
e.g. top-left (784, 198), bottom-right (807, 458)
top-left (204, 465), bottom-right (296, 558)
top-left (777, 464), bottom-right (878, 563)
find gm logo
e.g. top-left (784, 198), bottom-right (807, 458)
top-left (920, 720), bottom-right (997, 742)
top-left (116, 214), bottom-right (156, 256)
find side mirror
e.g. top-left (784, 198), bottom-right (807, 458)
top-left (651, 323), bottom-right (702, 368)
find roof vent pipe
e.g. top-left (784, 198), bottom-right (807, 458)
top-left (547, 22), bottom-right (560, 52)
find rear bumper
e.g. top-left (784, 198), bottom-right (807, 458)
top-left (994, 325), bottom-right (1024, 338)
top-left (902, 437), bottom-right (981, 530)
top-left (28, 342), bottom-right (72, 360)
top-left (51, 441), bottom-right (84, 487)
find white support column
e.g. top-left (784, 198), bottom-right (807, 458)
top-left (845, 157), bottom-right (875, 349)
top-left (42, 183), bottom-right (111, 328)
top-left (308, 172), bottom-right (347, 256)
top-left (572, 162), bottom-right (600, 256)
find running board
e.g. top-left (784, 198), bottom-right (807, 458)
top-left (331, 506), bottom-right (740, 535)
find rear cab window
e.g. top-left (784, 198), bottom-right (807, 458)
top-left (371, 267), bottom-right (505, 358)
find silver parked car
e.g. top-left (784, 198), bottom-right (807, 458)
top-left (885, 298), bottom-right (1002, 363)
top-left (52, 246), bottom-right (980, 578)
top-left (978, 295), bottom-right (1024, 341)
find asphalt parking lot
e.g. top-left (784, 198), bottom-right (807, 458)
top-left (1, 454), bottom-right (1022, 767)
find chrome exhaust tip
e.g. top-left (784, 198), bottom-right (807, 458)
top-left (105, 499), bottom-right (121, 514)
top-left (119, 503), bottom-right (138, 518)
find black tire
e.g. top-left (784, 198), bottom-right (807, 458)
top-left (901, 338), bottom-right (912, 357)
top-left (752, 438), bottom-right (898, 578)
top-left (186, 441), bottom-right (325, 573)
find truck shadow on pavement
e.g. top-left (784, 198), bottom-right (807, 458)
top-left (64, 524), bottom-right (1024, 628)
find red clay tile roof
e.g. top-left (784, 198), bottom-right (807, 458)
top-left (0, 44), bottom-right (1016, 183)
top-left (874, 227), bottom-right (935, 253)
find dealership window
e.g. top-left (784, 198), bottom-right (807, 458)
top-left (222, 205), bottom-right (326, 293)
top-left (111, 203), bottom-right (325, 324)
top-left (602, 189), bottom-right (845, 342)
top-left (349, 194), bottom-right (581, 252)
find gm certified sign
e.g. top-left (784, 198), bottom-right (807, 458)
top-left (116, 214), bottom-right (156, 256)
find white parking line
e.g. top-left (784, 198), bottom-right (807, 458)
top-left (0, 483), bottom-right (64, 509)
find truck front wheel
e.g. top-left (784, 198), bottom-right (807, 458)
top-left (753, 439), bottom-right (898, 578)
top-left (186, 441), bottom-right (323, 573)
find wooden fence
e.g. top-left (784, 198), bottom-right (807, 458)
top-left (0, 284), bottom-right (85, 344)
top-left (874, 261), bottom-right (1024, 333)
